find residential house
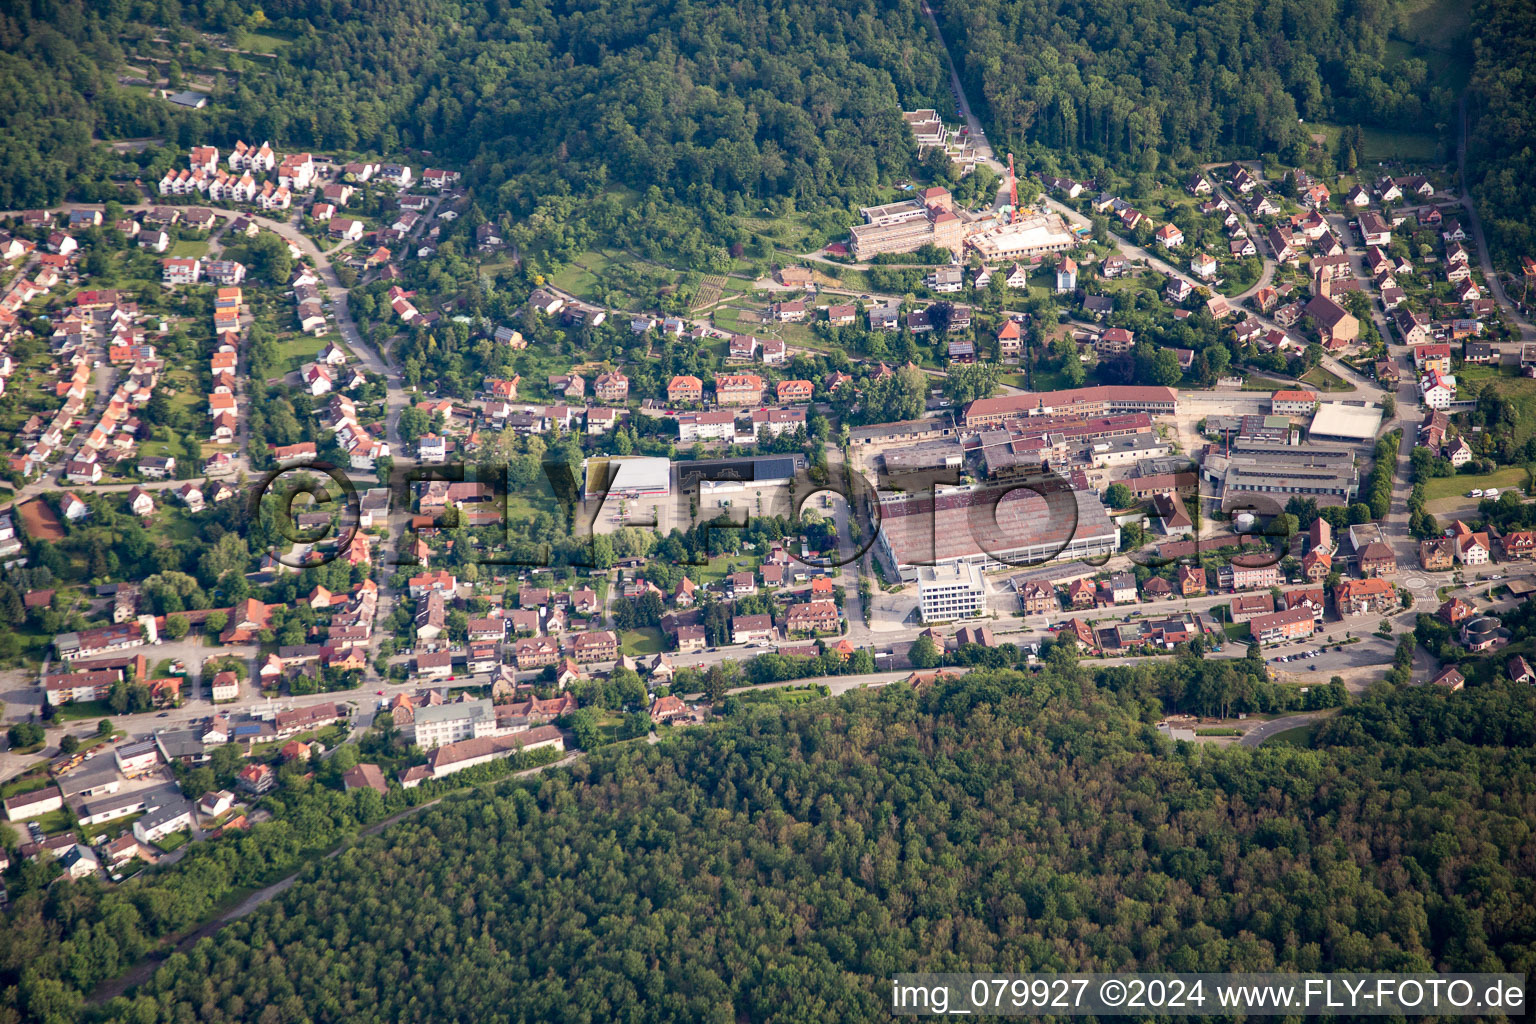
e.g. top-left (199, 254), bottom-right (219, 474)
top-left (1357, 542), bottom-right (1397, 577)
top-left (667, 375), bottom-right (703, 404)
top-left (594, 372), bottom-right (629, 402)
top-left (731, 614), bottom-right (777, 645)
top-left (1250, 607), bottom-right (1317, 644)
top-left (573, 630), bottom-right (618, 663)
top-left (715, 374), bottom-right (764, 405)
top-left (1054, 257), bottom-right (1077, 292)
top-left (785, 600), bottom-right (840, 635)
top-left (1419, 537), bottom-right (1456, 571)
top-left (1017, 580), bottom-right (1057, 615)
top-left (1431, 667), bottom-right (1465, 691)
top-left (1335, 577), bottom-right (1398, 616)
top-left (1154, 224), bottom-right (1184, 249)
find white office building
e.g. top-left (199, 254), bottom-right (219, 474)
top-left (917, 562), bottom-right (987, 623)
top-left (411, 698), bottom-right (519, 750)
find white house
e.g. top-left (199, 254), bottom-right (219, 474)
top-left (329, 218), bottom-right (365, 242)
top-left (132, 797), bottom-right (195, 845)
top-left (1420, 371), bottom-right (1456, 410)
top-left (209, 671), bottom-right (239, 702)
top-left (178, 482), bottom-right (205, 512)
top-left (1055, 256), bottom-right (1077, 293)
top-left (304, 364), bottom-right (334, 395)
top-left (61, 492), bottom-right (89, 521)
top-left (161, 258), bottom-right (201, 285)
top-left (198, 790), bottom-right (234, 817)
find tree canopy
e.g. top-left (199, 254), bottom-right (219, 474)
top-left (2, 667), bottom-right (1527, 1023)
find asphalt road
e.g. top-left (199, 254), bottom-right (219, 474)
top-left (1238, 710), bottom-right (1334, 747)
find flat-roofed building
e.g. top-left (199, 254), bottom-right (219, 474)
top-left (918, 562), bottom-right (986, 623)
top-left (850, 417), bottom-right (958, 447)
top-left (1216, 440), bottom-right (1358, 514)
top-left (882, 441), bottom-right (966, 473)
top-left (1088, 432), bottom-right (1172, 467)
top-left (582, 456), bottom-right (672, 499)
top-left (877, 484), bottom-right (1119, 581)
top-left (1309, 403), bottom-right (1384, 442)
top-left (966, 213), bottom-right (1076, 262)
top-left (849, 200), bottom-right (965, 260)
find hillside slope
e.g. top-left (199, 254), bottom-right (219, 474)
top-left (75, 669), bottom-right (1536, 1023)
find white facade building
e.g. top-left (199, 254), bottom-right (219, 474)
top-left (917, 562), bottom-right (986, 623)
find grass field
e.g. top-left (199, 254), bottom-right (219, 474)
top-left (0, 773), bottom-right (54, 800)
top-left (1309, 122), bottom-right (1442, 165)
top-left (239, 29), bottom-right (295, 52)
top-left (1300, 365), bottom-right (1350, 392)
top-left (155, 830), bottom-right (190, 852)
top-left (620, 628), bottom-right (665, 657)
top-left (29, 808), bottom-right (75, 834)
top-left (548, 250), bottom-right (613, 301)
top-left (1455, 364), bottom-right (1509, 383)
top-left (272, 332), bottom-right (328, 372)
top-left (1241, 375), bottom-right (1293, 392)
top-left (1421, 466), bottom-right (1529, 503)
top-left (55, 699), bottom-right (116, 721)
top-left (1267, 725), bottom-right (1315, 748)
top-left (170, 238), bottom-right (210, 259)
top-left (1393, 0), bottom-right (1472, 55)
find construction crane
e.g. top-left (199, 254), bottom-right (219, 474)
top-left (1008, 152), bottom-right (1019, 213)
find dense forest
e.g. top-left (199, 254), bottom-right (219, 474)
top-left (935, 0), bottom-right (1454, 176)
top-left (1465, 0), bottom-right (1536, 270)
top-left (3, 666), bottom-right (1529, 1023)
top-left (0, 0), bottom-right (949, 263)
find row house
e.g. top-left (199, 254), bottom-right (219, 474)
top-left (254, 180), bottom-right (292, 211)
top-left (1250, 607), bottom-right (1317, 645)
top-left (277, 153), bottom-right (316, 191)
top-left (572, 630), bottom-right (618, 663)
top-left (715, 374), bottom-right (764, 405)
top-left (1224, 561), bottom-right (1281, 591)
top-left (208, 170), bottom-right (260, 203)
top-left (228, 140), bottom-right (276, 172)
top-left (785, 599), bottom-right (840, 635)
